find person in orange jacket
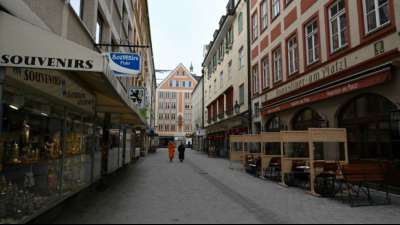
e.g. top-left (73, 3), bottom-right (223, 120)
top-left (168, 142), bottom-right (175, 162)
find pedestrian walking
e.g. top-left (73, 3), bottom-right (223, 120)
top-left (178, 143), bottom-right (186, 162)
top-left (168, 142), bottom-right (175, 162)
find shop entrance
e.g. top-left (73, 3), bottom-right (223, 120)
top-left (338, 94), bottom-right (400, 161)
top-left (292, 108), bottom-right (328, 131)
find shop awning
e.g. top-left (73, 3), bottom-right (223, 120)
top-left (0, 11), bottom-right (145, 126)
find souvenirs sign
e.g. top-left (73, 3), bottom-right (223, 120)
top-left (6, 68), bottom-right (95, 113)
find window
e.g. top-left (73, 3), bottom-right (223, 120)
top-left (239, 84), bottom-right (245, 105)
top-left (305, 19), bottom-right (320, 65)
top-left (364, 0), bottom-right (389, 33)
top-left (285, 0), bottom-right (293, 7)
top-left (169, 80), bottom-right (174, 87)
top-left (238, 12), bottom-right (244, 34)
top-left (252, 12), bottom-right (259, 41)
top-left (213, 54), bottom-right (217, 71)
top-left (261, 0), bottom-right (269, 31)
top-left (214, 79), bottom-right (217, 93)
top-left (70, 0), bottom-right (83, 18)
top-left (207, 63), bottom-right (212, 79)
top-left (95, 13), bottom-right (103, 44)
top-left (329, 0), bottom-right (347, 53)
top-left (272, 0), bottom-right (280, 19)
top-left (228, 61), bottom-right (233, 80)
top-left (220, 72), bottom-right (224, 89)
top-left (287, 35), bottom-right (299, 75)
top-left (261, 57), bottom-right (270, 89)
top-left (252, 65), bottom-right (259, 95)
top-left (273, 48), bottom-right (282, 82)
top-left (239, 47), bottom-right (245, 70)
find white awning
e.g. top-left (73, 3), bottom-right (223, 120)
top-left (0, 11), bottom-right (145, 126)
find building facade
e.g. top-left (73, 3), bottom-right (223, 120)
top-left (0, 0), bottom-right (156, 223)
top-left (192, 77), bottom-right (205, 151)
top-left (203, 0), bottom-right (250, 157)
top-left (156, 64), bottom-right (198, 146)
top-left (250, 0), bottom-right (400, 163)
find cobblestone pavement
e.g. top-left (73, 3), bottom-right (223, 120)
top-left (52, 149), bottom-right (400, 224)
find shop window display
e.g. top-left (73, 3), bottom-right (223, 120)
top-left (62, 117), bottom-right (94, 195)
top-left (0, 103), bottom-right (63, 223)
top-left (0, 68), bottom-right (98, 223)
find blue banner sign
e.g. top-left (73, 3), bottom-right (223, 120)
top-left (107, 53), bottom-right (141, 76)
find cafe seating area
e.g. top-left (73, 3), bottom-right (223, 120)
top-left (229, 128), bottom-right (393, 207)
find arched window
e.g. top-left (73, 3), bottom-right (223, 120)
top-left (265, 116), bottom-right (282, 132)
top-left (338, 94), bottom-right (399, 161)
top-left (264, 116), bottom-right (282, 155)
top-left (292, 108), bottom-right (327, 131)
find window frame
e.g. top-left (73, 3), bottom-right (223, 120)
top-left (70, 0), bottom-right (84, 19)
top-left (252, 64), bottom-right (260, 95)
top-left (239, 47), bottom-right (245, 70)
top-left (238, 12), bottom-right (244, 34)
top-left (328, 0), bottom-right (348, 53)
top-left (261, 56), bottom-right (270, 90)
top-left (286, 33), bottom-right (299, 76)
top-left (271, 0), bottom-right (281, 21)
top-left (260, 0), bottom-right (269, 33)
top-left (272, 46), bottom-right (283, 83)
top-left (304, 17), bottom-right (321, 66)
top-left (239, 84), bottom-right (245, 105)
top-left (252, 11), bottom-right (259, 42)
top-left (363, 0), bottom-right (390, 34)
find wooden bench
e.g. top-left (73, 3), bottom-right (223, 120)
top-left (339, 163), bottom-right (391, 207)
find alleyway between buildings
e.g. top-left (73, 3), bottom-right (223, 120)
top-left (52, 150), bottom-right (400, 224)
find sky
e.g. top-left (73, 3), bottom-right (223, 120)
top-left (148, 0), bottom-right (228, 82)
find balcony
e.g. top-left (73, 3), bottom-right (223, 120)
top-left (212, 116), bottom-right (218, 122)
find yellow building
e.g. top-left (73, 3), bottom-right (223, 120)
top-left (156, 64), bottom-right (198, 146)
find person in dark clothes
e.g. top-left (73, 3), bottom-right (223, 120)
top-left (178, 143), bottom-right (186, 162)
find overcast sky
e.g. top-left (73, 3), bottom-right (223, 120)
top-left (148, 0), bottom-right (228, 80)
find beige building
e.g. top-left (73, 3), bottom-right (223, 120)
top-left (156, 64), bottom-right (198, 146)
top-left (203, 0), bottom-right (250, 157)
top-left (250, 0), bottom-right (400, 164)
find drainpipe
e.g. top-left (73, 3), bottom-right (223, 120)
top-left (246, 0), bottom-right (253, 134)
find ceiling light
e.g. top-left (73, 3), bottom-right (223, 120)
top-left (9, 105), bottom-right (19, 110)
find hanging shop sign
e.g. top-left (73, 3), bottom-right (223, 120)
top-left (263, 69), bottom-right (391, 116)
top-left (106, 53), bottom-right (141, 76)
top-left (128, 87), bottom-right (146, 108)
top-left (6, 68), bottom-right (96, 113)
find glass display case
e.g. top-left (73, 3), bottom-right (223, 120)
top-left (0, 68), bottom-right (101, 224)
top-left (0, 103), bottom-right (63, 224)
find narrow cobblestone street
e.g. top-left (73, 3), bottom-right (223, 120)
top-left (52, 150), bottom-right (400, 224)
